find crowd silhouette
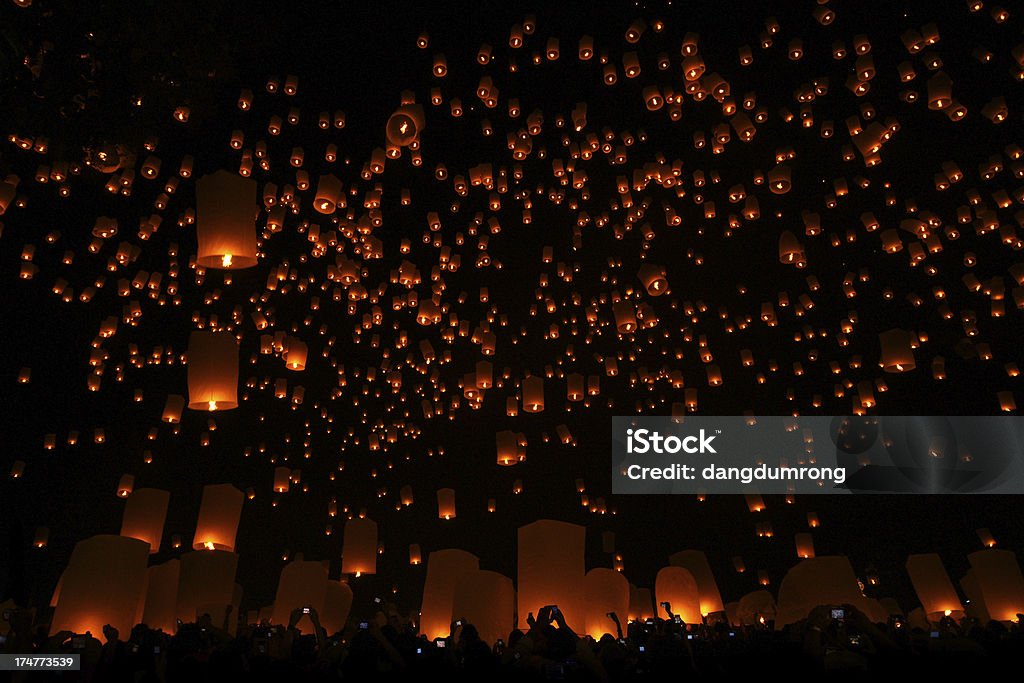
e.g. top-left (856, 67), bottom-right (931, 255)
top-left (3, 600), bottom-right (1023, 680)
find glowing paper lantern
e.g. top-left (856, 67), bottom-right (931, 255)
top-left (517, 520), bottom-right (586, 630)
top-left (419, 549), bottom-right (480, 639)
top-left (196, 170), bottom-right (258, 269)
top-left (437, 488), bottom-right (456, 519)
top-left (628, 585), bottom-right (654, 622)
top-left (272, 559), bottom-right (328, 631)
top-left (341, 517), bottom-right (378, 576)
top-left (583, 568), bottom-right (630, 638)
top-left (654, 566), bottom-right (701, 624)
top-left (273, 466), bottom-right (291, 493)
top-left (905, 553), bottom-right (963, 621)
top-left (737, 590), bottom-right (777, 626)
top-left (187, 331), bottom-right (239, 411)
top-left (967, 549), bottom-right (1024, 622)
top-left (51, 535), bottom-right (150, 638)
top-left (320, 581), bottom-right (353, 636)
top-left (192, 483), bottom-right (244, 551)
top-left (162, 395), bottom-right (185, 423)
top-left (314, 174), bottom-right (342, 214)
top-left (121, 487), bottom-right (170, 553)
top-left (176, 549), bottom-right (238, 624)
top-left (117, 474), bottom-right (135, 498)
top-left (879, 329), bottom-right (916, 372)
top-left (522, 376), bottom-right (545, 412)
top-left (283, 338), bottom-right (308, 371)
top-left (451, 569), bottom-right (514, 646)
top-left (386, 104), bottom-right (426, 147)
top-left (142, 559), bottom-right (180, 633)
top-left (774, 556), bottom-right (871, 628)
top-left (668, 550), bottom-right (725, 615)
top-left (795, 533), bottom-right (816, 559)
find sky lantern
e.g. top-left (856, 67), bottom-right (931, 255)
top-left (522, 375), bottom-right (545, 412)
top-left (795, 532), bottom-right (816, 559)
top-left (737, 590), bottom-right (777, 626)
top-left (273, 466), bottom-right (291, 493)
top-left (452, 569), bottom-right (515, 647)
top-left (419, 549), bottom-right (479, 639)
top-left (628, 585), bottom-right (654, 622)
top-left (176, 549), bottom-right (238, 625)
top-left (141, 560), bottom-right (180, 633)
top-left (879, 329), bottom-right (916, 372)
top-left (668, 550), bottom-right (724, 616)
top-left (283, 338), bottom-right (308, 371)
top-left (341, 517), bottom-right (378, 576)
top-left (192, 483), bottom-right (244, 552)
top-left (518, 520), bottom-right (586, 631)
top-left (162, 395), bottom-right (185, 422)
top-left (654, 566), bottom-right (701, 624)
top-left (774, 556), bottom-right (872, 628)
top-left (187, 331), bottom-right (239, 411)
top-left (967, 549), bottom-right (1024, 622)
top-left (271, 559), bottom-right (328, 630)
top-left (121, 487), bottom-right (170, 553)
top-left (583, 568), bottom-right (630, 638)
top-left (437, 487), bottom-right (456, 519)
top-left (51, 535), bottom-right (150, 639)
top-left (320, 581), bottom-right (353, 636)
top-left (906, 553), bottom-right (964, 621)
top-left (196, 170), bottom-right (258, 269)
top-left (117, 474), bottom-right (135, 498)
top-left (386, 104), bottom-right (426, 147)
top-left (314, 174), bottom-right (342, 214)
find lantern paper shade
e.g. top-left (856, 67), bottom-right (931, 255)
top-left (628, 585), bottom-right (654, 622)
top-left (187, 331), bottom-right (239, 410)
top-left (437, 488), bottom-right (456, 519)
top-left (196, 170), bottom-right (258, 269)
top-left (655, 566), bottom-right (701, 624)
top-left (960, 570), bottom-right (991, 623)
top-left (774, 556), bottom-right (871, 628)
top-left (142, 559), bottom-right (181, 633)
top-left (51, 535), bottom-right (150, 638)
top-left (668, 550), bottom-right (725, 616)
top-left (342, 517), bottom-right (378, 576)
top-left (162, 394), bottom-right (185, 423)
top-left (967, 549), bottom-right (1024, 622)
top-left (419, 549), bottom-right (480, 639)
top-left (517, 520), bottom-right (586, 631)
top-left (176, 549), bottom-right (238, 625)
top-left (385, 104), bottom-right (426, 147)
top-left (795, 533), bottom-right (816, 559)
top-left (192, 483), bottom-right (244, 551)
top-left (583, 568), bottom-right (630, 638)
top-left (451, 569), bottom-right (514, 647)
top-left (321, 581), bottom-right (354, 636)
top-left (906, 553), bottom-right (963, 621)
top-left (121, 487), bottom-right (170, 553)
top-left (879, 328), bottom-right (916, 372)
top-left (737, 590), bottom-right (777, 626)
top-left (272, 559), bottom-right (328, 631)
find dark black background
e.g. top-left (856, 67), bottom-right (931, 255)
top-left (1, 0), bottom-right (1022, 619)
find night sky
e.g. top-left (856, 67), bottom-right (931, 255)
top-left (2, 0), bottom-right (1023, 620)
